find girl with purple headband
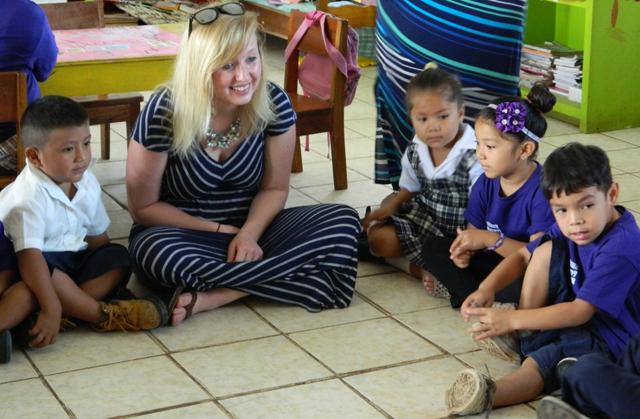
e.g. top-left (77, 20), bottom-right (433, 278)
top-left (421, 83), bottom-right (557, 310)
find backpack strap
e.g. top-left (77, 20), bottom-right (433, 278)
top-left (284, 11), bottom-right (323, 62)
top-left (316, 13), bottom-right (348, 77)
top-left (284, 11), bottom-right (348, 77)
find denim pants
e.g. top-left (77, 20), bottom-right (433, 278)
top-left (562, 335), bottom-right (640, 419)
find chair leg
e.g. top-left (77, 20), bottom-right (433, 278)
top-left (127, 103), bottom-right (140, 145)
top-left (291, 135), bottom-right (303, 173)
top-left (329, 130), bottom-right (347, 190)
top-left (100, 123), bottom-right (110, 160)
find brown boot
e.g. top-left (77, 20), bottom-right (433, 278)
top-left (94, 299), bottom-right (165, 332)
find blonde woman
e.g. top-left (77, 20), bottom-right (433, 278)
top-left (126, 3), bottom-right (360, 326)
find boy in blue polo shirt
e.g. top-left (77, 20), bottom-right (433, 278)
top-left (444, 142), bottom-right (640, 416)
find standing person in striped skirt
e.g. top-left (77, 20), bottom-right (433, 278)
top-left (374, 0), bottom-right (527, 188)
top-left (126, 4), bottom-right (361, 326)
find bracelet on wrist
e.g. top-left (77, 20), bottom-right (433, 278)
top-left (486, 231), bottom-right (505, 251)
top-left (216, 223), bottom-right (221, 233)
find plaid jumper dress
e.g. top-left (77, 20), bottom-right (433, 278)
top-left (392, 144), bottom-right (477, 266)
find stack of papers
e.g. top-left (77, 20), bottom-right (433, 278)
top-left (520, 41), bottom-right (583, 104)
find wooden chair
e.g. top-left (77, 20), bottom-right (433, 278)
top-left (0, 72), bottom-right (27, 189)
top-left (285, 10), bottom-right (348, 190)
top-left (41, 0), bottom-right (142, 160)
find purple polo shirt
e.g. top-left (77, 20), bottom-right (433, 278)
top-left (465, 164), bottom-right (554, 242)
top-left (528, 208), bottom-right (640, 359)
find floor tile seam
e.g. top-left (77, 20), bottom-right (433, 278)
top-left (37, 375), bottom-right (77, 419)
top-left (111, 400), bottom-right (232, 419)
top-left (343, 164), bottom-right (376, 181)
top-left (0, 375), bottom-right (40, 386)
top-left (355, 268), bottom-right (399, 279)
top-left (288, 186), bottom-right (323, 203)
top-left (601, 132), bottom-right (640, 148)
top-left (336, 377), bottom-right (394, 419)
top-left (352, 289), bottom-right (394, 316)
top-left (384, 314), bottom-right (456, 357)
top-left (213, 375), bottom-right (340, 402)
top-left (245, 300), bottom-right (389, 335)
top-left (162, 351), bottom-right (228, 409)
top-left (160, 331), bottom-right (284, 355)
top-left (37, 353), bottom-right (171, 378)
top-left (336, 352), bottom-right (454, 379)
top-left (277, 312), bottom-right (389, 336)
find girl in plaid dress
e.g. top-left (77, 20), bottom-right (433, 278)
top-left (363, 64), bottom-right (482, 296)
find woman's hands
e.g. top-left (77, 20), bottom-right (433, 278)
top-left (227, 231), bottom-right (263, 262)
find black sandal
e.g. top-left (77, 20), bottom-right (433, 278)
top-left (182, 290), bottom-right (198, 320)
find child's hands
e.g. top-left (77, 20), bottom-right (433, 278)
top-left (29, 306), bottom-right (61, 348)
top-left (450, 228), bottom-right (494, 257)
top-left (460, 288), bottom-right (494, 321)
top-left (466, 307), bottom-right (514, 340)
top-left (362, 206), bottom-right (393, 231)
top-left (451, 249), bottom-right (474, 269)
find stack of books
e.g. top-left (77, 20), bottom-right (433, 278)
top-left (520, 41), bottom-right (583, 104)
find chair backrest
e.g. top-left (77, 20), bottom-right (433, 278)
top-left (284, 10), bottom-right (348, 106)
top-left (41, 0), bottom-right (104, 30)
top-left (0, 72), bottom-right (28, 188)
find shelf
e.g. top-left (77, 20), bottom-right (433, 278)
top-left (524, 0), bottom-right (640, 132)
top-left (539, 0), bottom-right (587, 8)
top-left (520, 86), bottom-right (581, 125)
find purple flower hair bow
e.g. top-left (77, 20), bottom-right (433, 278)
top-left (489, 102), bottom-right (540, 142)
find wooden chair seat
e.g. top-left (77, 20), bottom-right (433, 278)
top-left (285, 11), bottom-right (349, 190)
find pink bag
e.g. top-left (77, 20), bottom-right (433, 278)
top-left (284, 11), bottom-right (361, 106)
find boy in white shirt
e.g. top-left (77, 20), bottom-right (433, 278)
top-left (0, 96), bottom-right (167, 364)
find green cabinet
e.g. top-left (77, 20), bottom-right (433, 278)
top-left (523, 0), bottom-right (640, 132)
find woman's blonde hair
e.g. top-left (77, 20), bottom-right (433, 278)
top-left (168, 10), bottom-right (273, 157)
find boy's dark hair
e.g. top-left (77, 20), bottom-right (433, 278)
top-left (477, 83), bottom-right (556, 147)
top-left (21, 96), bottom-right (89, 149)
top-left (406, 63), bottom-right (464, 111)
top-left (542, 142), bottom-right (613, 199)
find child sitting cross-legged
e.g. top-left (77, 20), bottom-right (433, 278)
top-left (444, 142), bottom-right (640, 416)
top-left (422, 84), bottom-right (556, 309)
top-left (0, 96), bottom-right (167, 364)
top-left (362, 63), bottom-right (482, 295)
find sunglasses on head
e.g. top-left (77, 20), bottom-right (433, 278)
top-left (188, 2), bottom-right (245, 38)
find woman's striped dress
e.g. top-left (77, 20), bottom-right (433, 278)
top-left (128, 83), bottom-right (360, 312)
top-left (374, 0), bottom-right (527, 187)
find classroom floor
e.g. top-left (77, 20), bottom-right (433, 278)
top-left (3, 37), bottom-right (640, 419)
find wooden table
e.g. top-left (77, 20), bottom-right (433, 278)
top-left (40, 23), bottom-right (184, 96)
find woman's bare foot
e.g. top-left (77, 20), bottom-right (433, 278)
top-left (171, 288), bottom-right (249, 326)
top-left (171, 291), bottom-right (199, 326)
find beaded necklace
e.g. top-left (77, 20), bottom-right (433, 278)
top-left (205, 119), bottom-right (241, 149)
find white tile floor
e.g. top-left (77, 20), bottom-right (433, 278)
top-left (2, 37), bottom-right (640, 419)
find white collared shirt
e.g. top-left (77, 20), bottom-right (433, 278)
top-left (0, 161), bottom-right (109, 252)
top-left (399, 123), bottom-right (483, 192)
